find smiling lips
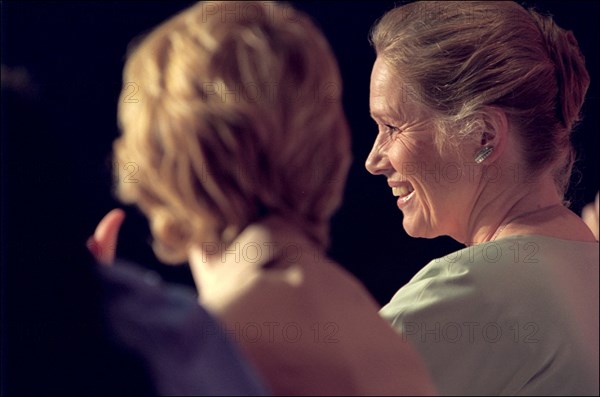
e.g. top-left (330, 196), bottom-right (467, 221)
top-left (390, 181), bottom-right (415, 198)
top-left (392, 185), bottom-right (414, 197)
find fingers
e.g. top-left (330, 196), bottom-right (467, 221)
top-left (90, 208), bottom-right (126, 265)
top-left (86, 236), bottom-right (101, 259)
top-left (95, 208), bottom-right (126, 243)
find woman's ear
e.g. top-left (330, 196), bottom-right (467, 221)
top-left (481, 131), bottom-right (495, 146)
top-left (476, 106), bottom-right (509, 163)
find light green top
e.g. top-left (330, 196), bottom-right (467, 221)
top-left (380, 235), bottom-right (599, 396)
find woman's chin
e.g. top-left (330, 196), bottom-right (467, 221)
top-left (401, 219), bottom-right (421, 238)
top-left (402, 218), bottom-right (438, 239)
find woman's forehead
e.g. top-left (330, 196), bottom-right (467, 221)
top-left (370, 60), bottom-right (429, 124)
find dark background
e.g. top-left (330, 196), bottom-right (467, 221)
top-left (2, 0), bottom-right (598, 307)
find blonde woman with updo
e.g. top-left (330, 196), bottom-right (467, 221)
top-left (90, 1), bottom-right (434, 395)
top-left (366, 1), bottom-right (598, 395)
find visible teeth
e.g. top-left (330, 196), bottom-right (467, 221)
top-left (392, 186), bottom-right (413, 197)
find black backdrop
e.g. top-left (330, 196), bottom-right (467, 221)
top-left (2, 0), bottom-right (598, 308)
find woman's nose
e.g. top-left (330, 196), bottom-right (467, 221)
top-left (365, 138), bottom-right (389, 176)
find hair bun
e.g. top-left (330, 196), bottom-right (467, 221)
top-left (528, 9), bottom-right (590, 131)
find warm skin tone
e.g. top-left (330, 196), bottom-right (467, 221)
top-left (87, 60), bottom-right (596, 259)
top-left (365, 57), bottom-right (596, 245)
top-left (84, 209), bottom-right (247, 283)
top-left (582, 192), bottom-right (599, 240)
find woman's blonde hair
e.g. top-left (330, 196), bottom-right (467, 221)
top-left (370, 1), bottom-right (589, 199)
top-left (114, 1), bottom-right (351, 264)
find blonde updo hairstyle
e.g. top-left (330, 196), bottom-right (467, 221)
top-left (114, 1), bottom-right (351, 264)
top-left (370, 1), bottom-right (589, 199)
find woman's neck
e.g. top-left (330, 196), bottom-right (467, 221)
top-left (464, 173), bottom-right (579, 245)
top-left (188, 215), bottom-right (327, 299)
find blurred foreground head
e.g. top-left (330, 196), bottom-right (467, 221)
top-left (114, 1), bottom-right (351, 264)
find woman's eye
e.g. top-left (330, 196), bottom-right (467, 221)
top-left (384, 124), bottom-right (400, 136)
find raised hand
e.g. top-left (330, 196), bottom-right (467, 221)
top-left (86, 208), bottom-right (126, 265)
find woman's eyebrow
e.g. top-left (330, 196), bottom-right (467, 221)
top-left (369, 111), bottom-right (383, 121)
top-left (370, 107), bottom-right (400, 120)
top-left (370, 110), bottom-right (408, 126)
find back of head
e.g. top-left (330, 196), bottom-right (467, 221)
top-left (115, 1), bottom-right (351, 263)
top-left (370, 1), bottom-right (590, 200)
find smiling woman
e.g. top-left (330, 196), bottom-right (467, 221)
top-left (365, 1), bottom-right (599, 395)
